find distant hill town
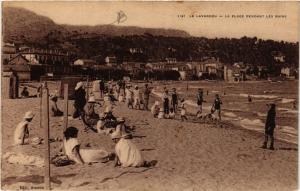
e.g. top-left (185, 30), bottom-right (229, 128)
top-left (2, 7), bottom-right (299, 81)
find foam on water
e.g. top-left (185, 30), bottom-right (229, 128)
top-left (239, 94), bottom-right (278, 99)
top-left (223, 112), bottom-right (237, 118)
top-left (281, 98), bottom-right (295, 104)
top-left (278, 107), bottom-right (298, 114)
top-left (280, 125), bottom-right (297, 136)
top-left (285, 110), bottom-right (298, 114)
top-left (151, 89), bottom-right (298, 144)
top-left (257, 112), bottom-right (267, 117)
top-left (240, 118), bottom-right (264, 130)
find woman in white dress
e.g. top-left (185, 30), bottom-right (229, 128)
top-left (133, 85), bottom-right (141, 109)
top-left (63, 127), bottom-right (113, 164)
top-left (111, 127), bottom-right (157, 168)
top-left (125, 85), bottom-right (134, 109)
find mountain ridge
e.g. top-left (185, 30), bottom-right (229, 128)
top-left (3, 7), bottom-right (190, 44)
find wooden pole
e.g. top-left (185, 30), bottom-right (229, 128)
top-left (42, 82), bottom-right (51, 190)
top-left (40, 84), bottom-right (43, 129)
top-left (63, 84), bottom-right (69, 131)
top-left (86, 75), bottom-right (89, 99)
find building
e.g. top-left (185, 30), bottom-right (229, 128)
top-left (188, 58), bottom-right (224, 79)
top-left (105, 56), bottom-right (117, 66)
top-left (20, 48), bottom-right (70, 65)
top-left (281, 66), bottom-right (297, 78)
top-left (165, 57), bottom-right (177, 64)
top-left (224, 65), bottom-right (247, 82)
top-left (272, 51), bottom-right (285, 63)
top-left (2, 43), bottom-right (17, 64)
top-left (129, 48), bottom-right (143, 54)
top-left (74, 59), bottom-right (97, 67)
top-left (3, 54), bottom-right (44, 81)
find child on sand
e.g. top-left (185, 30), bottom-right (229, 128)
top-left (133, 85), bottom-right (141, 110)
top-left (211, 94), bottom-right (222, 120)
top-left (20, 86), bottom-right (29, 98)
top-left (14, 111), bottom-right (34, 145)
top-left (151, 101), bottom-right (160, 118)
top-left (180, 99), bottom-right (188, 121)
top-left (169, 108), bottom-right (176, 119)
top-left (50, 93), bottom-right (63, 117)
top-left (158, 108), bottom-right (165, 119)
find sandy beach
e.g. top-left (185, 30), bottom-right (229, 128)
top-left (1, 84), bottom-right (298, 191)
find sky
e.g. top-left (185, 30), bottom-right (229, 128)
top-left (4, 1), bottom-right (299, 42)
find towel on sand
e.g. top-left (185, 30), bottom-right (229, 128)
top-left (3, 152), bottom-right (44, 167)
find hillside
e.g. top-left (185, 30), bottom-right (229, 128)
top-left (2, 7), bottom-right (190, 44)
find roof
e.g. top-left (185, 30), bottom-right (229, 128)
top-left (75, 59), bottom-right (96, 62)
top-left (3, 64), bottom-right (31, 72)
top-left (8, 54), bottom-right (30, 63)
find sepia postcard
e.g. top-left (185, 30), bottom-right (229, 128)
top-left (1, 1), bottom-right (299, 191)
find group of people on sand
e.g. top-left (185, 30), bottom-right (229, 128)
top-left (15, 80), bottom-right (157, 168)
top-left (13, 79), bottom-right (279, 169)
top-left (150, 87), bottom-right (223, 122)
top-left (123, 83), bottom-right (152, 110)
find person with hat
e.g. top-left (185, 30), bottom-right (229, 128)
top-left (211, 94), bottom-right (222, 120)
top-left (83, 96), bottom-right (100, 128)
top-left (125, 85), bottom-right (134, 109)
top-left (96, 115), bottom-right (111, 134)
top-left (63, 127), bottom-right (113, 164)
top-left (196, 88), bottom-right (205, 116)
top-left (103, 107), bottom-right (117, 128)
top-left (103, 93), bottom-right (112, 109)
top-left (14, 111), bottom-right (34, 145)
top-left (73, 82), bottom-right (86, 119)
top-left (171, 88), bottom-right (178, 113)
top-left (50, 92), bottom-right (63, 117)
top-left (133, 85), bottom-right (141, 110)
top-left (151, 101), bottom-right (160, 118)
top-left (262, 103), bottom-right (276, 150)
top-left (111, 129), bottom-right (157, 168)
top-left (143, 84), bottom-right (152, 111)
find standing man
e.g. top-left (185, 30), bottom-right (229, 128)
top-left (99, 79), bottom-right (105, 98)
top-left (143, 84), bottom-right (151, 110)
top-left (162, 89), bottom-right (170, 114)
top-left (211, 94), bottom-right (222, 120)
top-left (196, 88), bottom-right (204, 115)
top-left (73, 82), bottom-right (86, 119)
top-left (262, 104), bottom-right (276, 150)
top-left (171, 88), bottom-right (178, 113)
